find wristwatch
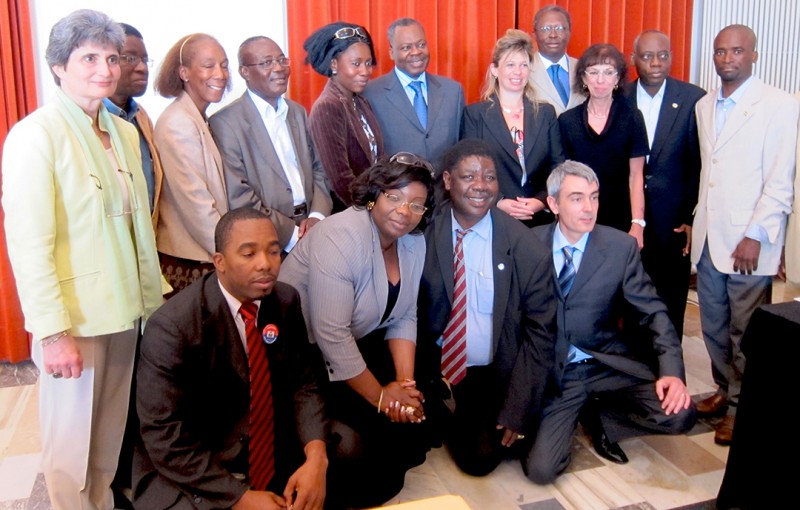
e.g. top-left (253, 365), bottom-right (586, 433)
top-left (631, 218), bottom-right (646, 227)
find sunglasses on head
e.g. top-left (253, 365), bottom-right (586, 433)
top-left (389, 152), bottom-right (435, 175)
top-left (333, 26), bottom-right (369, 40)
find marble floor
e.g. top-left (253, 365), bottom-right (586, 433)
top-left (1, 284), bottom-right (781, 510)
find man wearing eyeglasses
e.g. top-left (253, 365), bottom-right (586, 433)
top-left (209, 36), bottom-right (332, 253)
top-left (363, 18), bottom-right (464, 167)
top-left (103, 23), bottom-right (161, 225)
top-left (622, 30), bottom-right (705, 343)
top-left (530, 5), bottom-right (584, 115)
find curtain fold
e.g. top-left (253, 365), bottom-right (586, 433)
top-left (1, 0), bottom-right (37, 362)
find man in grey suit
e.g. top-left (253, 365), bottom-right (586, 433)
top-left (526, 161), bottom-right (695, 485)
top-left (530, 5), bottom-right (584, 115)
top-left (362, 18), bottom-right (464, 166)
top-left (209, 37), bottom-right (331, 253)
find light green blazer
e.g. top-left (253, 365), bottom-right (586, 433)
top-left (2, 89), bottom-right (165, 340)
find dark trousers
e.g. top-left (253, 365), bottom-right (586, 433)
top-left (641, 229), bottom-right (692, 339)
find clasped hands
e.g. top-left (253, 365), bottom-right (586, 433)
top-left (380, 380), bottom-right (425, 423)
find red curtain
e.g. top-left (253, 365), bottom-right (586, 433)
top-left (288, 0), bottom-right (694, 110)
top-left (1, 0), bottom-right (37, 362)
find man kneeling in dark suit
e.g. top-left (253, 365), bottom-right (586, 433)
top-left (132, 208), bottom-right (328, 510)
top-left (526, 161), bottom-right (696, 484)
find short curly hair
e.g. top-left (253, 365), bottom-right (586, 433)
top-left (573, 43), bottom-right (627, 96)
top-left (351, 155), bottom-right (435, 234)
top-left (303, 21), bottom-right (376, 78)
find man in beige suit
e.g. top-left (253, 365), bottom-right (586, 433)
top-left (781, 93), bottom-right (800, 300)
top-left (692, 24), bottom-right (798, 445)
top-left (530, 5), bottom-right (584, 115)
top-left (209, 36), bottom-right (331, 253)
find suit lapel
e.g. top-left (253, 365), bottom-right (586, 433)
top-left (426, 74), bottom-right (442, 131)
top-left (649, 78), bottom-right (682, 163)
top-left (523, 98), bottom-right (545, 160)
top-left (285, 105), bottom-right (311, 192)
top-left (532, 55), bottom-right (562, 108)
top-left (569, 230), bottom-right (607, 297)
top-left (484, 100), bottom-right (520, 165)
top-left (203, 274), bottom-right (249, 385)
top-left (715, 79), bottom-right (762, 151)
top-left (434, 208), bottom-right (456, 303)
top-left (490, 213), bottom-right (512, 348)
top-left (243, 95), bottom-right (290, 188)
top-left (384, 73), bottom-right (422, 130)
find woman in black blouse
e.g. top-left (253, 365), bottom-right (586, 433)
top-left (559, 44), bottom-right (649, 247)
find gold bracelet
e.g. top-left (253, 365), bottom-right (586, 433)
top-left (377, 388), bottom-right (384, 413)
top-left (41, 331), bottom-right (68, 347)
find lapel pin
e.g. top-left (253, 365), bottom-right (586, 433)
top-left (262, 324), bottom-right (279, 344)
top-left (672, 103), bottom-right (679, 109)
top-left (497, 263), bottom-right (505, 271)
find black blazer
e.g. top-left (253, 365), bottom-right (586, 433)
top-left (623, 78), bottom-right (706, 248)
top-left (461, 96), bottom-right (564, 214)
top-left (132, 272), bottom-right (326, 510)
top-left (532, 223), bottom-right (686, 388)
top-left (416, 205), bottom-right (557, 431)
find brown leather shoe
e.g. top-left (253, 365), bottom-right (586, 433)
top-left (696, 394), bottom-right (728, 416)
top-left (714, 415), bottom-right (735, 445)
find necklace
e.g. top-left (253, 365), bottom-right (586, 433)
top-left (501, 104), bottom-right (524, 120)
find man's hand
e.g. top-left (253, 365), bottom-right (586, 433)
top-left (778, 247), bottom-right (787, 281)
top-left (655, 376), bottom-right (692, 416)
top-left (732, 237), bottom-right (761, 274)
top-left (298, 218), bottom-right (321, 239)
top-left (496, 424), bottom-right (525, 447)
top-left (42, 334), bottom-right (83, 379)
top-left (674, 224), bottom-right (692, 256)
top-left (232, 490), bottom-right (286, 510)
top-left (284, 440), bottom-right (327, 510)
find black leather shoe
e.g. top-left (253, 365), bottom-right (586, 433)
top-left (592, 432), bottom-right (629, 464)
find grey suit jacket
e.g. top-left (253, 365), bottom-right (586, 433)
top-left (363, 70), bottom-right (464, 166)
top-left (155, 92), bottom-right (228, 262)
top-left (209, 93), bottom-right (332, 248)
top-left (533, 224), bottom-right (685, 387)
top-left (530, 53), bottom-right (585, 116)
top-left (417, 206), bottom-right (557, 431)
top-left (278, 207), bottom-right (425, 382)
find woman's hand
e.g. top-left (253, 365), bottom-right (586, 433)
top-left (628, 223), bottom-right (644, 249)
top-left (381, 380), bottom-right (425, 423)
top-left (497, 198), bottom-right (534, 221)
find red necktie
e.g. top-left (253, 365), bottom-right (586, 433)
top-left (441, 229), bottom-right (471, 385)
top-left (240, 302), bottom-right (275, 490)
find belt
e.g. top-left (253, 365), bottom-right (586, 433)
top-left (292, 203), bottom-right (308, 218)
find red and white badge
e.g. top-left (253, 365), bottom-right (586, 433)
top-left (262, 324), bottom-right (279, 344)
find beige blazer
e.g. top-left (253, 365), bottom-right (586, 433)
top-left (692, 78), bottom-right (798, 275)
top-left (785, 93), bottom-right (800, 286)
top-left (530, 53), bottom-right (585, 116)
top-left (155, 92), bottom-right (228, 262)
top-left (134, 105), bottom-right (164, 230)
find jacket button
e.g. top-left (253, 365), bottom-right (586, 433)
top-left (329, 368), bottom-right (334, 374)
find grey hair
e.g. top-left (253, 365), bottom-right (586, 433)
top-left (388, 18), bottom-right (422, 45)
top-left (533, 5), bottom-right (572, 31)
top-left (546, 160), bottom-right (599, 198)
top-left (46, 9), bottom-right (124, 85)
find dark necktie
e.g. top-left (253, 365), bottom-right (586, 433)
top-left (409, 80), bottom-right (428, 129)
top-left (548, 64), bottom-right (570, 107)
top-left (240, 302), bottom-right (275, 490)
top-left (441, 229), bottom-right (471, 385)
top-left (558, 246), bottom-right (577, 296)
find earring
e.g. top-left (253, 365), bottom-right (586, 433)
top-left (367, 201), bottom-right (375, 211)
top-left (582, 83), bottom-right (588, 90)
top-left (614, 83), bottom-right (619, 90)
top-left (331, 69), bottom-right (337, 76)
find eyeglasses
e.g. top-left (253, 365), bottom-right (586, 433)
top-left (381, 192), bottom-right (428, 216)
top-left (242, 57), bottom-right (291, 70)
top-left (389, 151), bottom-right (434, 175)
top-left (638, 51), bottom-right (671, 62)
top-left (119, 54), bottom-right (153, 67)
top-left (333, 26), bottom-right (368, 40)
top-left (535, 25), bottom-right (568, 34)
top-left (584, 69), bottom-right (619, 79)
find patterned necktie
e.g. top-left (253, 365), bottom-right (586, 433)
top-left (441, 229), bottom-right (471, 385)
top-left (240, 302), bottom-right (275, 490)
top-left (558, 246), bottom-right (577, 296)
top-left (548, 64), bottom-right (570, 107)
top-left (409, 80), bottom-right (428, 129)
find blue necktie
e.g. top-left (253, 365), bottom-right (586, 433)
top-left (409, 80), bottom-right (428, 129)
top-left (558, 246), bottom-right (576, 296)
top-left (548, 65), bottom-right (570, 107)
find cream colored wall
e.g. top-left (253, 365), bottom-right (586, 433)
top-left (30, 0), bottom-right (288, 121)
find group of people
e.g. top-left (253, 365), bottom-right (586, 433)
top-left (2, 4), bottom-right (798, 510)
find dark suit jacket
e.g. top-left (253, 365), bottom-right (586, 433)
top-left (461, 97), bottom-right (564, 212)
top-left (532, 224), bottom-right (685, 388)
top-left (132, 273), bottom-right (326, 510)
top-left (417, 206), bottom-right (557, 431)
top-left (623, 78), bottom-right (705, 247)
top-left (209, 92), bottom-right (332, 248)
top-left (308, 80), bottom-right (384, 208)
top-left (363, 70), bottom-right (464, 167)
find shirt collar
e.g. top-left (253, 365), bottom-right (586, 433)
top-left (218, 278), bottom-right (260, 320)
top-left (102, 97), bottom-right (139, 122)
top-left (450, 209), bottom-right (492, 240)
top-left (553, 223), bottom-right (589, 253)
top-left (538, 52), bottom-right (569, 71)
top-left (717, 75), bottom-right (754, 104)
top-left (394, 67), bottom-right (428, 88)
top-left (247, 88), bottom-right (287, 119)
top-left (636, 78), bottom-right (667, 102)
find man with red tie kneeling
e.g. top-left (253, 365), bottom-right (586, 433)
top-left (132, 208), bottom-right (328, 510)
